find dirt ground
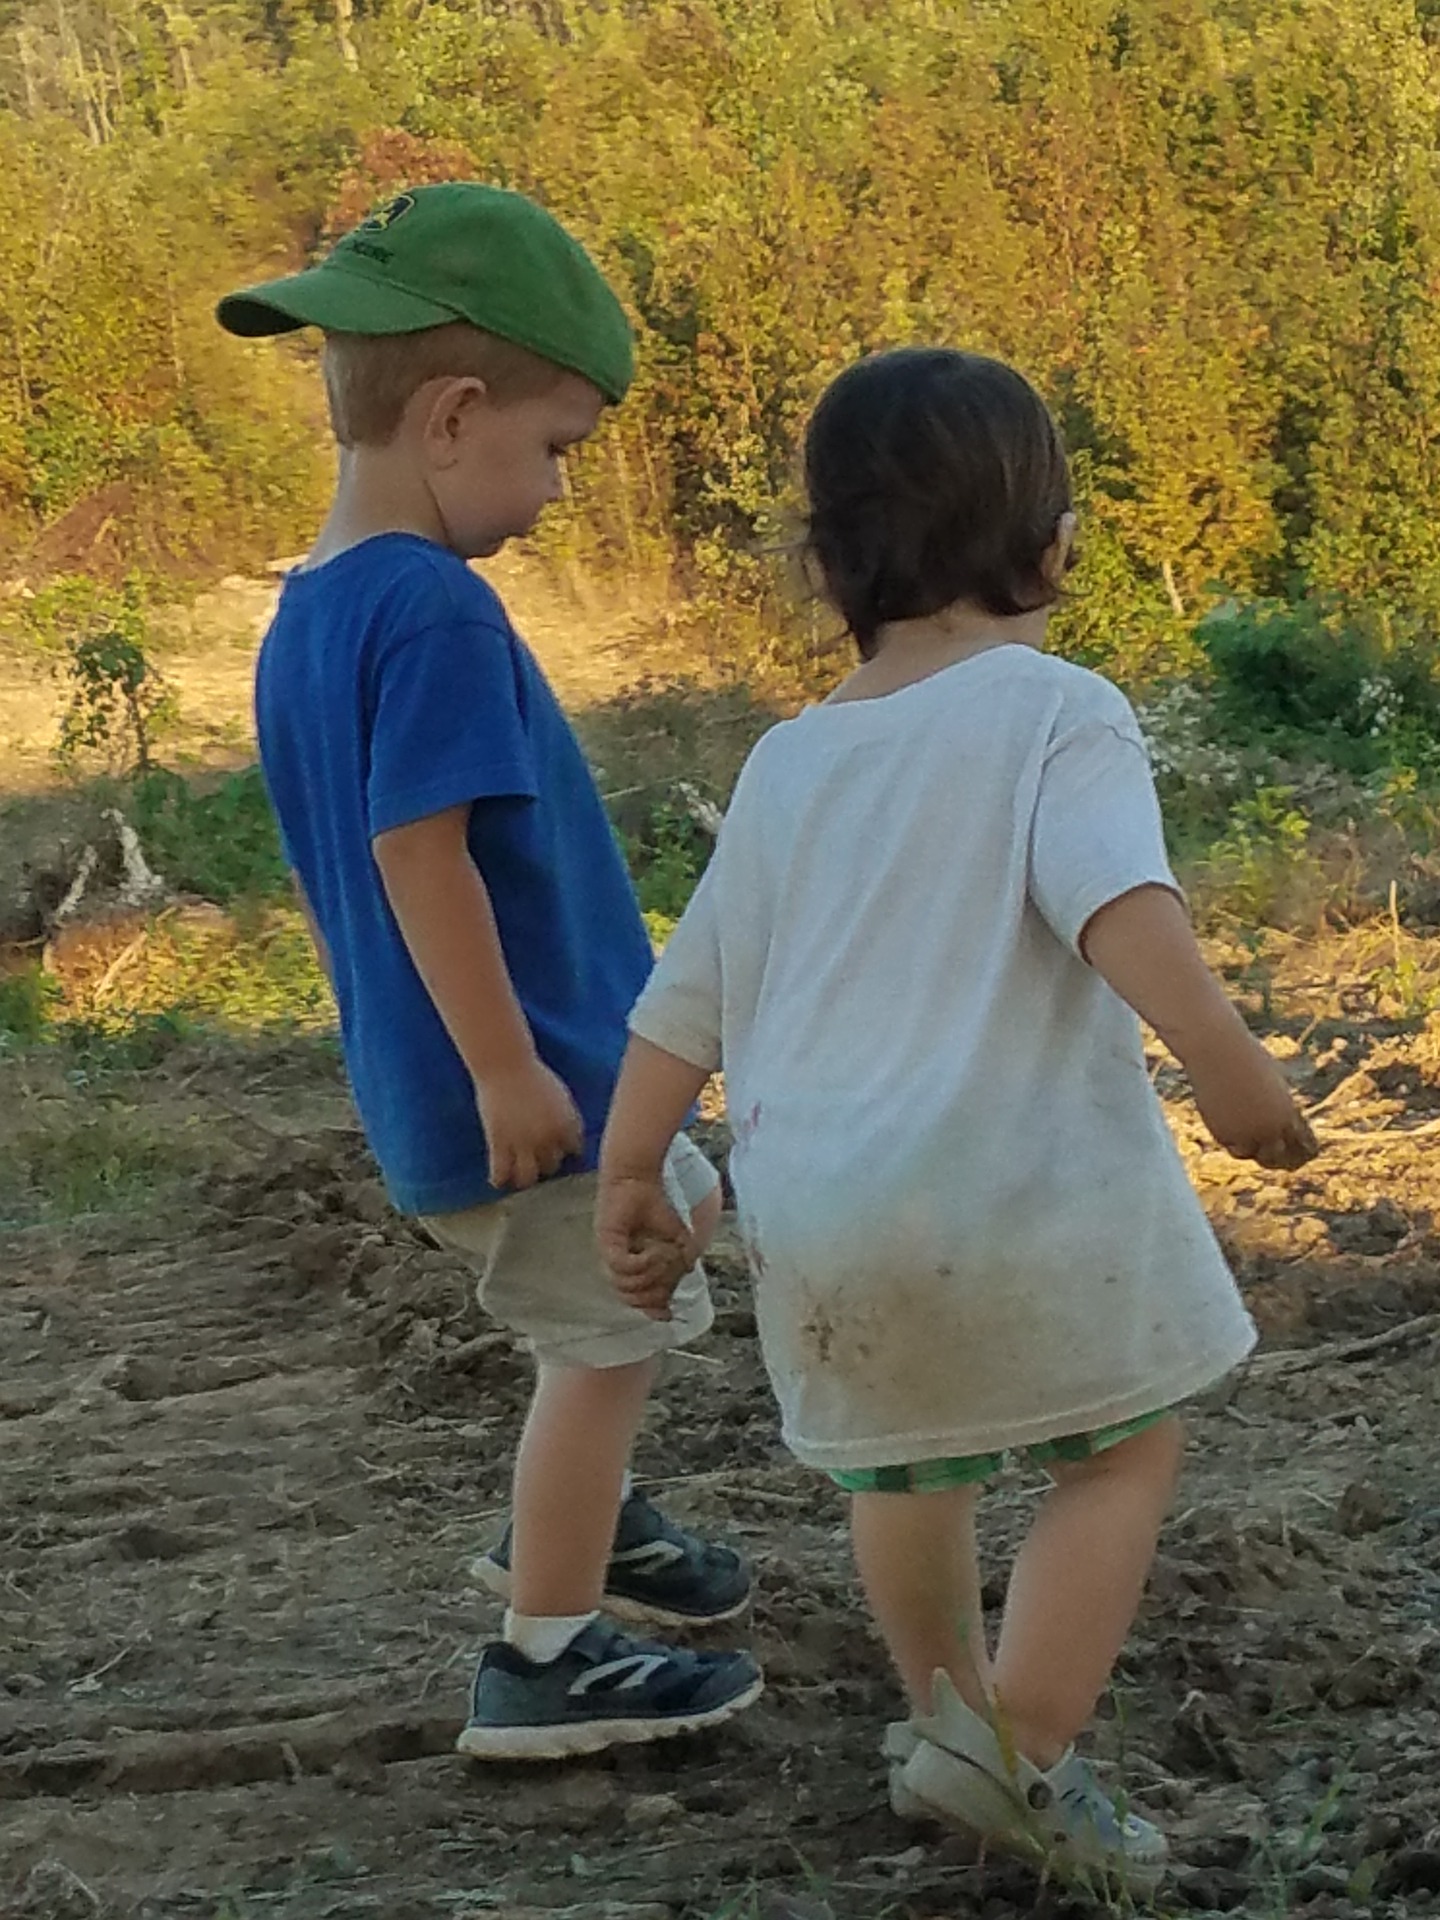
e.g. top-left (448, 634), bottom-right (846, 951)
top-left (2, 579), bottom-right (1440, 1920)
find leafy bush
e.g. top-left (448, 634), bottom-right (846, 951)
top-left (1196, 785), bottom-right (1326, 929)
top-left (620, 797), bottom-right (713, 925)
top-left (10, 575), bottom-right (177, 773)
top-left (128, 765), bottom-right (289, 905)
top-left (1198, 598), bottom-right (1440, 774)
top-left (0, 965), bottom-right (60, 1048)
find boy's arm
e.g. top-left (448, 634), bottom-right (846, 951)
top-left (372, 804), bottom-right (582, 1190)
top-left (597, 1037), bottom-right (711, 1318)
top-left (1081, 884), bottom-right (1317, 1169)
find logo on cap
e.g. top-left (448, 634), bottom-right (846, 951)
top-left (358, 193), bottom-right (417, 234)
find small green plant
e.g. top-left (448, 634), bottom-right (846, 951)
top-left (128, 765), bottom-right (289, 904)
top-left (1255, 1771), bottom-right (1350, 1919)
top-left (0, 965), bottom-right (61, 1047)
top-left (20, 576), bottom-right (177, 774)
top-left (621, 795), bottom-right (713, 923)
top-left (1199, 784), bottom-right (1322, 928)
top-left (1370, 761), bottom-right (1440, 841)
top-left (56, 1009), bottom-right (197, 1075)
top-left (60, 628), bottom-right (173, 771)
top-left (1375, 883), bottom-right (1440, 1018)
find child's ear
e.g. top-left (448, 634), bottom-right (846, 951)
top-left (418, 375), bottom-right (490, 464)
top-left (1041, 510), bottom-right (1079, 589)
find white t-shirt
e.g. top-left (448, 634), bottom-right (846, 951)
top-left (630, 646), bottom-right (1255, 1471)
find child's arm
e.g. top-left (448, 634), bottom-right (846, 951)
top-left (1081, 884), bottom-right (1317, 1169)
top-left (597, 1037), bottom-right (711, 1318)
top-left (372, 804), bottom-right (583, 1190)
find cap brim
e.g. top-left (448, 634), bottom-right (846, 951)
top-left (216, 260), bottom-right (459, 338)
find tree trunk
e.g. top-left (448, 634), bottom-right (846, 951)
top-left (335, 0), bottom-right (359, 70)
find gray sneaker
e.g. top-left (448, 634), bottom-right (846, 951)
top-left (470, 1489), bottom-right (752, 1628)
top-left (457, 1618), bottom-right (764, 1760)
top-left (887, 1675), bottom-right (1168, 1896)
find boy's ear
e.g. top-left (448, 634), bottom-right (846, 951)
top-left (1042, 509), bottom-right (1079, 588)
top-left (416, 375), bottom-right (491, 463)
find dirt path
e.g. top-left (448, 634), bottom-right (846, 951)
top-left (3, 996), bottom-right (1440, 1917)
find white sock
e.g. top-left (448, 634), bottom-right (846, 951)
top-left (620, 1468), bottom-right (635, 1503)
top-left (503, 1609), bottom-right (598, 1664)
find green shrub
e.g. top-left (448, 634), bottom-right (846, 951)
top-left (1198, 597), bottom-right (1440, 774)
top-left (10, 574), bottom-right (178, 774)
top-left (0, 965), bottom-right (60, 1047)
top-left (1194, 784), bottom-right (1326, 929)
top-left (621, 796), bottom-right (712, 924)
top-left (55, 1010), bottom-right (198, 1075)
top-left (128, 765), bottom-right (289, 905)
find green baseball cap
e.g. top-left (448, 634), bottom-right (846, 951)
top-left (216, 182), bottom-right (634, 403)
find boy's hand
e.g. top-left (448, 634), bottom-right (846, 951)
top-left (1187, 1034), bottom-right (1319, 1170)
top-left (596, 1175), bottom-right (696, 1321)
top-left (475, 1059), bottom-right (584, 1191)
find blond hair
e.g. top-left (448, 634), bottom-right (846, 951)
top-left (322, 321), bottom-right (563, 447)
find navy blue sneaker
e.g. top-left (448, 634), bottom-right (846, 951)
top-left (470, 1490), bottom-right (752, 1627)
top-left (456, 1618), bottom-right (764, 1759)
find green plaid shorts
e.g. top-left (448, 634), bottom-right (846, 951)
top-left (828, 1407), bottom-right (1175, 1494)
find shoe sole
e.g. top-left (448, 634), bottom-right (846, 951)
top-left (893, 1742), bottom-right (1167, 1899)
top-left (454, 1672), bottom-right (765, 1760)
top-left (466, 1553), bottom-right (753, 1630)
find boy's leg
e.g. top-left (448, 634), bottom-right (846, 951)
top-left (502, 1175), bottom-right (714, 1617)
top-left (508, 1174), bottom-right (721, 1616)
top-left (475, 1153), bottom-right (745, 1628)
top-left (445, 1147), bottom-right (759, 1758)
top-left (849, 1478), bottom-right (993, 1714)
top-left (507, 1354), bottom-right (658, 1617)
top-left (993, 1415), bottom-right (1184, 1766)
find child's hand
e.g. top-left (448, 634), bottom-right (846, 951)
top-left (475, 1059), bottom-right (584, 1190)
top-left (1187, 1035), bottom-right (1319, 1170)
top-left (1080, 888), bottom-right (1319, 1172)
top-left (597, 1175), bottom-right (697, 1320)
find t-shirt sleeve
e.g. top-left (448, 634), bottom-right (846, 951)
top-left (628, 864), bottom-right (723, 1071)
top-left (1029, 685), bottom-right (1181, 955)
top-left (366, 619), bottom-right (538, 837)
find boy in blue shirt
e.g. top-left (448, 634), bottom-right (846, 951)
top-left (217, 184), bottom-right (760, 1758)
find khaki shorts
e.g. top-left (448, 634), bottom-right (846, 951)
top-left (421, 1134), bottom-right (720, 1370)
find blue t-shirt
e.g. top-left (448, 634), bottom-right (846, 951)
top-left (254, 533), bottom-right (655, 1215)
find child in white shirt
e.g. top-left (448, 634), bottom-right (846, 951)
top-left (594, 348), bottom-right (1316, 1891)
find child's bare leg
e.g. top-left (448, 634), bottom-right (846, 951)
top-left (508, 1356), bottom-right (657, 1615)
top-left (994, 1417), bottom-right (1183, 1766)
top-left (850, 1485), bottom-right (993, 1714)
top-left (506, 1180), bottom-right (722, 1619)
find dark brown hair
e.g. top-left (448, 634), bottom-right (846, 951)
top-left (322, 321), bottom-right (563, 447)
top-left (802, 348), bottom-right (1074, 657)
